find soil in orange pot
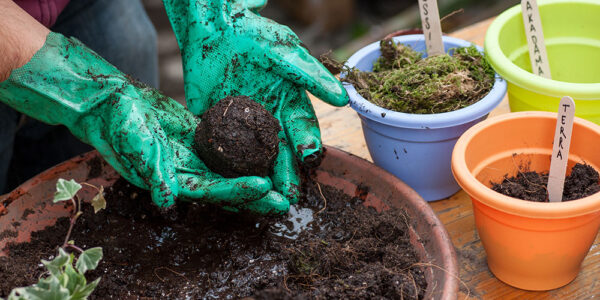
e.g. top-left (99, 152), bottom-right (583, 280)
top-left (491, 163), bottom-right (600, 202)
top-left (0, 177), bottom-right (427, 299)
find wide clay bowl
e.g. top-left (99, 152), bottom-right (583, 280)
top-left (0, 146), bottom-right (458, 299)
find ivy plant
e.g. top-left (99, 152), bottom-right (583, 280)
top-left (2, 178), bottom-right (106, 300)
top-left (6, 248), bottom-right (102, 300)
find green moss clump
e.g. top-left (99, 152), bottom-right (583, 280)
top-left (343, 38), bottom-right (496, 114)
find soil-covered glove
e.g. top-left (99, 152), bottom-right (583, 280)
top-left (0, 32), bottom-right (289, 215)
top-left (163, 0), bottom-right (349, 205)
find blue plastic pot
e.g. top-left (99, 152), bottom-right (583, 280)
top-left (343, 35), bottom-right (507, 201)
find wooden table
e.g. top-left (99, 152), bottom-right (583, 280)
top-left (311, 18), bottom-right (600, 299)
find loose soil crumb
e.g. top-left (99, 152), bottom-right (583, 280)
top-left (86, 156), bottom-right (103, 179)
top-left (0, 178), bottom-right (427, 299)
top-left (194, 96), bottom-right (281, 178)
top-left (492, 163), bottom-right (600, 202)
top-left (341, 38), bottom-right (495, 114)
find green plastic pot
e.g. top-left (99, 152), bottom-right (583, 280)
top-left (484, 0), bottom-right (600, 123)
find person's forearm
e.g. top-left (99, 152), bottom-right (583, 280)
top-left (0, 0), bottom-right (50, 82)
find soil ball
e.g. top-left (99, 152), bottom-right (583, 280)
top-left (194, 96), bottom-right (281, 178)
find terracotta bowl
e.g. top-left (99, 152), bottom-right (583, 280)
top-left (0, 146), bottom-right (458, 299)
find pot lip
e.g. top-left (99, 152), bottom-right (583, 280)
top-left (452, 111), bottom-right (600, 218)
top-left (343, 34), bottom-right (507, 129)
top-left (484, 0), bottom-right (600, 100)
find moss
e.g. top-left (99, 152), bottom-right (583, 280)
top-left (343, 38), bottom-right (495, 114)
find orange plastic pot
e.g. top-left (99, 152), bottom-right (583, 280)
top-left (452, 111), bottom-right (600, 290)
top-left (0, 147), bottom-right (458, 299)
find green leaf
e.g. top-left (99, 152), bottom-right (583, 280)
top-left (7, 247), bottom-right (101, 300)
top-left (7, 288), bottom-right (24, 300)
top-left (41, 249), bottom-right (70, 278)
top-left (71, 277), bottom-right (100, 300)
top-left (26, 284), bottom-right (69, 300)
top-left (10, 277), bottom-right (70, 300)
top-left (7, 288), bottom-right (27, 300)
top-left (34, 276), bottom-right (54, 290)
top-left (91, 186), bottom-right (106, 213)
top-left (63, 260), bottom-right (86, 294)
top-left (54, 179), bottom-right (82, 203)
top-left (76, 247), bottom-right (103, 274)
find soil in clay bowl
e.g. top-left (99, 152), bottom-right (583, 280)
top-left (1, 177), bottom-right (426, 299)
top-left (340, 34), bottom-right (507, 201)
top-left (0, 150), bottom-right (458, 296)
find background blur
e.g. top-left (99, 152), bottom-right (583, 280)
top-left (141, 0), bottom-right (519, 102)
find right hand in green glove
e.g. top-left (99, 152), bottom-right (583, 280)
top-left (163, 0), bottom-right (349, 208)
top-left (0, 32), bottom-right (289, 215)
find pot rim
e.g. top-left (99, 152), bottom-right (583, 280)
top-left (484, 0), bottom-right (600, 100)
top-left (452, 111), bottom-right (600, 218)
top-left (343, 34), bottom-right (507, 129)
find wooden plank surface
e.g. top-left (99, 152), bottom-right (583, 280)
top-left (311, 18), bottom-right (600, 299)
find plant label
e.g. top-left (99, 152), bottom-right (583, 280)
top-left (548, 96), bottom-right (576, 202)
top-left (521, 0), bottom-right (551, 78)
top-left (418, 0), bottom-right (444, 56)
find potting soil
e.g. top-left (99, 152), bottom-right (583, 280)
top-left (194, 95), bottom-right (281, 178)
top-left (0, 177), bottom-right (427, 299)
top-left (492, 163), bottom-right (600, 202)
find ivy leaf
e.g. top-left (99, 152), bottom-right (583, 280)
top-left (41, 248), bottom-right (70, 278)
top-left (9, 277), bottom-right (70, 300)
top-left (91, 186), bottom-right (106, 213)
top-left (76, 247), bottom-right (103, 274)
top-left (70, 277), bottom-right (101, 300)
top-left (6, 248), bottom-right (103, 300)
top-left (33, 275), bottom-right (54, 290)
top-left (54, 179), bottom-right (82, 203)
top-left (63, 260), bottom-right (86, 294)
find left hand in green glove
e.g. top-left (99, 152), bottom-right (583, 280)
top-left (0, 32), bottom-right (288, 215)
top-left (163, 0), bottom-right (349, 206)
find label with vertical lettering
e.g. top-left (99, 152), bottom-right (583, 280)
top-left (418, 0), bottom-right (444, 56)
top-left (547, 96), bottom-right (576, 202)
top-left (521, 0), bottom-right (552, 78)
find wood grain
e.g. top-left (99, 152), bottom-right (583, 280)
top-left (310, 17), bottom-right (600, 299)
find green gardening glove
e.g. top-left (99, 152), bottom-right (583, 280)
top-left (163, 0), bottom-right (349, 206)
top-left (0, 32), bottom-right (289, 215)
